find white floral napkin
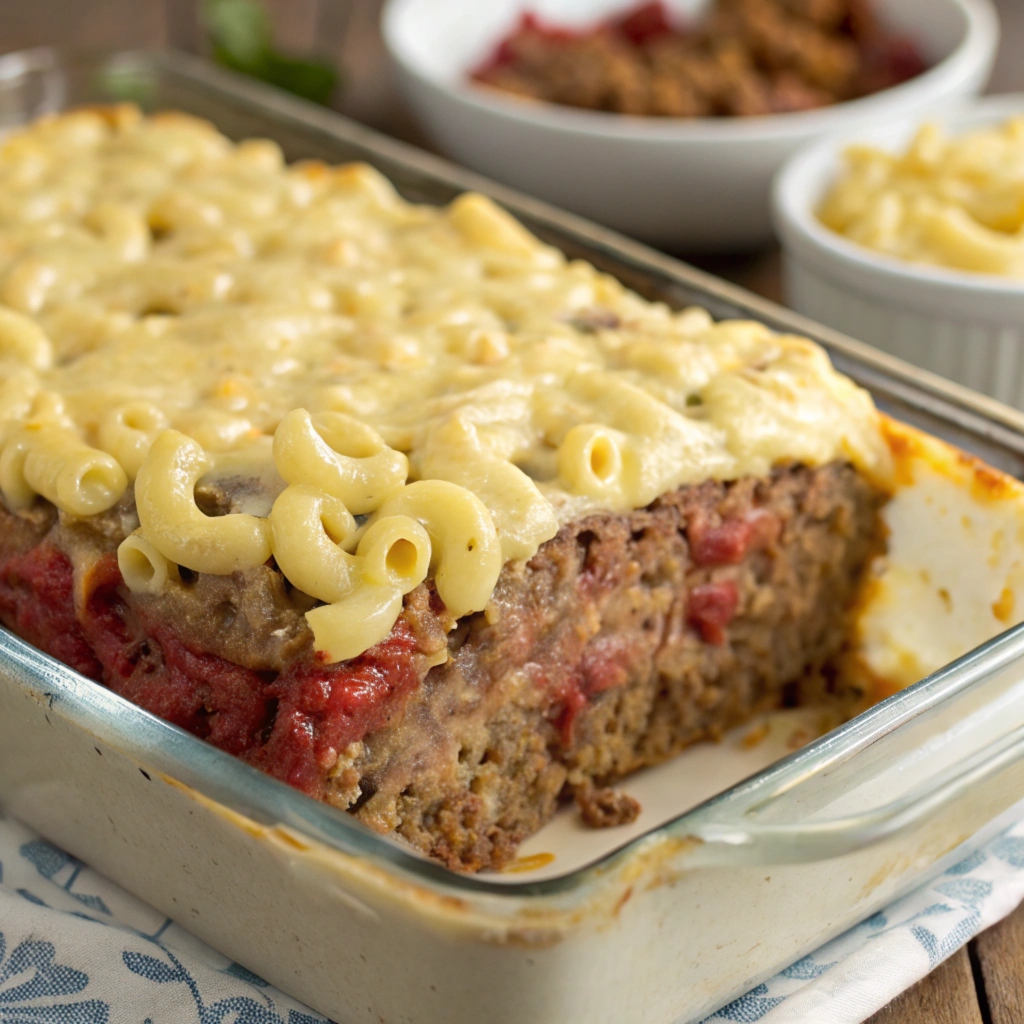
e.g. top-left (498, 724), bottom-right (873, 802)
top-left (2, 810), bottom-right (1024, 1024)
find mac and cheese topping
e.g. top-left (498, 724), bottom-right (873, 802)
top-left (819, 117), bottom-right (1024, 278)
top-left (0, 106), bottom-right (887, 661)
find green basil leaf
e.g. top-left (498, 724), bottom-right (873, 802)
top-left (262, 53), bottom-right (338, 105)
top-left (202, 0), bottom-right (340, 106)
top-left (203, 0), bottom-right (272, 71)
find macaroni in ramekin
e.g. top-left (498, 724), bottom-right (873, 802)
top-left (818, 117), bottom-right (1024, 278)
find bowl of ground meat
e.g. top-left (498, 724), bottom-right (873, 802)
top-left (383, 0), bottom-right (998, 249)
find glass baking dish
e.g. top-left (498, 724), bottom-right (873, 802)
top-left (2, 46), bottom-right (1024, 1024)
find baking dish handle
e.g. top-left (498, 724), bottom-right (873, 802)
top-left (681, 622), bottom-right (1024, 865)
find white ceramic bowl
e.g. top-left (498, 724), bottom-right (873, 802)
top-left (774, 94), bottom-right (1024, 409)
top-left (382, 0), bottom-right (999, 250)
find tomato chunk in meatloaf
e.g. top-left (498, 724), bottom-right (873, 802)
top-left (0, 460), bottom-right (882, 871)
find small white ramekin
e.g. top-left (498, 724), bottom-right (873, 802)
top-left (383, 0), bottom-right (999, 251)
top-left (774, 95), bottom-right (1024, 409)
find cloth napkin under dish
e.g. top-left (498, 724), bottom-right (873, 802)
top-left (2, 811), bottom-right (1024, 1024)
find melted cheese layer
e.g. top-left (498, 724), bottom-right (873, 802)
top-left (0, 106), bottom-right (889, 657)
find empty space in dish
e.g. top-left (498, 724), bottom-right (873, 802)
top-left (498, 708), bottom-right (826, 881)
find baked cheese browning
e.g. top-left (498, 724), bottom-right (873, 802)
top-left (0, 106), bottom-right (889, 660)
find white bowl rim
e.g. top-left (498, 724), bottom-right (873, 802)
top-left (382, 0), bottom-right (999, 142)
top-left (773, 92), bottom-right (1024, 298)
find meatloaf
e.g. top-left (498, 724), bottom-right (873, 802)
top-left (471, 0), bottom-right (927, 118)
top-left (0, 460), bottom-right (882, 870)
top-left (0, 107), bottom-right (893, 871)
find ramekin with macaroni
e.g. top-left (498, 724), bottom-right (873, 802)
top-left (818, 116), bottom-right (1024, 279)
top-left (775, 95), bottom-right (1024, 408)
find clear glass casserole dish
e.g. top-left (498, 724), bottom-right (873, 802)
top-left (2, 46), bottom-right (1024, 1024)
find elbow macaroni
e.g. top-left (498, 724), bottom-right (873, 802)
top-left (269, 484), bottom-right (360, 604)
top-left (819, 118), bottom-right (1024, 278)
top-left (557, 423), bottom-right (631, 502)
top-left (306, 584), bottom-right (405, 664)
top-left (1, 421), bottom-right (127, 515)
top-left (0, 108), bottom-right (888, 661)
top-left (135, 430), bottom-right (271, 574)
top-left (0, 306), bottom-right (52, 370)
top-left (117, 529), bottom-right (179, 595)
top-left (272, 409), bottom-right (408, 514)
top-left (356, 515), bottom-right (431, 593)
top-left (373, 480), bottom-right (503, 620)
top-left (98, 401), bottom-right (169, 479)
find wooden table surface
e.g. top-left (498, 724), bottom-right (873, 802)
top-left (3, 1), bottom-right (1024, 1020)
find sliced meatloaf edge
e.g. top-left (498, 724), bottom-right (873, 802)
top-left (0, 459), bottom-right (885, 871)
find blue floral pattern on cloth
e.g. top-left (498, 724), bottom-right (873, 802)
top-left (0, 814), bottom-right (334, 1024)
top-left (122, 947), bottom-right (322, 1023)
top-left (0, 930), bottom-right (110, 1022)
top-left (703, 815), bottom-right (1024, 1023)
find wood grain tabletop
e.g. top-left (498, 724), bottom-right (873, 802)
top-left (2, 1), bottom-right (1023, 1021)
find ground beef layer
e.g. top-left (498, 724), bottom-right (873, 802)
top-left (0, 461), bottom-right (883, 871)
